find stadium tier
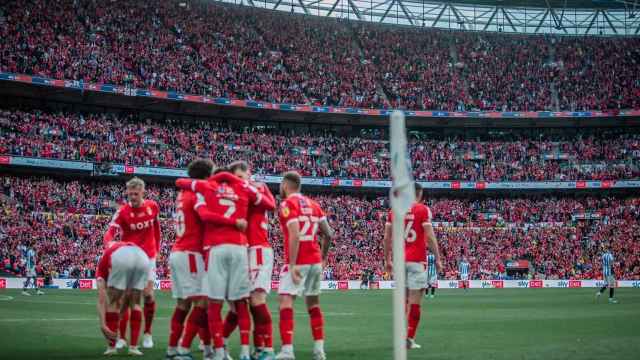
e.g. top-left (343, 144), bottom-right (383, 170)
top-left (1, 0), bottom-right (639, 112)
top-left (1, 108), bottom-right (639, 181)
top-left (2, 175), bottom-right (639, 281)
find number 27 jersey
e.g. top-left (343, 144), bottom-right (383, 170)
top-left (386, 203), bottom-right (433, 263)
top-left (279, 193), bottom-right (325, 265)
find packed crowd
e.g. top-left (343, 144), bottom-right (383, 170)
top-left (2, 108), bottom-right (639, 181)
top-left (2, 176), bottom-right (639, 281)
top-left (1, 0), bottom-right (639, 111)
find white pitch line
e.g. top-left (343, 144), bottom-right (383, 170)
top-left (0, 295), bottom-right (14, 301)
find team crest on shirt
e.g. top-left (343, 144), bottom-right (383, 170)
top-left (281, 206), bottom-right (290, 217)
top-left (146, 207), bottom-right (152, 216)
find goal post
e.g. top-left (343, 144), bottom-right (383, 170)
top-left (389, 110), bottom-right (415, 360)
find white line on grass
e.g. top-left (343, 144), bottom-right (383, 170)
top-left (0, 295), bottom-right (14, 301)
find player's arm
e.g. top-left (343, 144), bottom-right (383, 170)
top-left (103, 209), bottom-right (124, 247)
top-left (287, 219), bottom-right (301, 268)
top-left (194, 193), bottom-right (247, 230)
top-left (175, 178), bottom-right (211, 193)
top-left (96, 278), bottom-right (116, 341)
top-left (255, 184), bottom-right (276, 211)
top-left (211, 171), bottom-right (244, 185)
top-left (318, 218), bottom-right (334, 265)
top-left (153, 203), bottom-right (161, 255)
top-left (383, 220), bottom-right (392, 272)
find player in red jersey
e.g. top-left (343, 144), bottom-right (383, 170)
top-left (167, 159), bottom-right (247, 360)
top-left (276, 171), bottom-right (334, 360)
top-left (383, 183), bottom-right (442, 350)
top-left (219, 161), bottom-right (277, 360)
top-left (176, 168), bottom-right (268, 360)
top-left (103, 177), bottom-right (161, 350)
top-left (96, 241), bottom-right (150, 356)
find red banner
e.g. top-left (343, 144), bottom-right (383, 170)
top-left (159, 280), bottom-right (172, 291)
top-left (451, 181), bottom-right (461, 190)
top-left (36, 278), bottom-right (44, 287)
top-left (576, 181), bottom-right (587, 189)
top-left (337, 281), bottom-right (349, 290)
top-left (0, 155), bottom-right (10, 165)
top-left (475, 182), bottom-right (486, 190)
top-left (79, 279), bottom-right (93, 290)
top-left (0, 278), bottom-right (6, 289)
top-left (124, 166), bottom-right (135, 174)
top-left (601, 180), bottom-right (614, 188)
top-left (529, 280), bottom-right (543, 288)
top-left (569, 280), bottom-right (582, 288)
top-left (491, 280), bottom-right (504, 288)
top-left (370, 281), bottom-right (380, 289)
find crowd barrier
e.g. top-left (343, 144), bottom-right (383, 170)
top-left (2, 278), bottom-right (639, 291)
top-left (2, 155), bottom-right (639, 190)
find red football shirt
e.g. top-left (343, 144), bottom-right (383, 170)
top-left (172, 190), bottom-right (204, 253)
top-left (107, 199), bottom-right (161, 259)
top-left (247, 183), bottom-right (276, 248)
top-left (386, 203), bottom-right (433, 263)
top-left (96, 242), bottom-right (137, 280)
top-left (278, 193), bottom-right (324, 265)
top-left (181, 175), bottom-right (261, 248)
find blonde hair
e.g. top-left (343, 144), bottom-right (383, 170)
top-left (126, 177), bottom-right (146, 190)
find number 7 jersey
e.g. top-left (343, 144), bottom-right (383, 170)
top-left (386, 203), bottom-right (433, 263)
top-left (278, 193), bottom-right (325, 265)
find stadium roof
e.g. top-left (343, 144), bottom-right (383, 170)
top-left (216, 0), bottom-right (640, 35)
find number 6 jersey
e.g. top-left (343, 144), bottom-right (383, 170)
top-left (279, 193), bottom-right (325, 265)
top-left (386, 203), bottom-right (433, 263)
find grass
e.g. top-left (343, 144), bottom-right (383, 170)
top-left (0, 288), bottom-right (638, 359)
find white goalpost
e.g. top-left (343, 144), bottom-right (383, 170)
top-left (389, 110), bottom-right (415, 360)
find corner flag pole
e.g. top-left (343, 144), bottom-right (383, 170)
top-left (389, 110), bottom-right (415, 360)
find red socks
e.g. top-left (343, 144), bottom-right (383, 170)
top-left (130, 309), bottom-right (143, 347)
top-left (308, 306), bottom-right (324, 341)
top-left (208, 302), bottom-right (224, 349)
top-left (169, 307), bottom-right (188, 348)
top-left (181, 306), bottom-right (205, 348)
top-left (235, 300), bottom-right (251, 346)
top-left (105, 312), bottom-right (119, 347)
top-left (119, 308), bottom-right (129, 340)
top-left (222, 310), bottom-right (238, 339)
top-left (143, 300), bottom-right (156, 334)
top-left (251, 303), bottom-right (273, 348)
top-left (407, 304), bottom-right (421, 339)
top-left (198, 308), bottom-right (211, 346)
top-left (279, 308), bottom-right (294, 346)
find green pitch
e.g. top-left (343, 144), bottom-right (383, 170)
top-left (0, 288), bottom-right (639, 359)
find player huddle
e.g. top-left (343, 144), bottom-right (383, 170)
top-left (96, 160), bottom-right (333, 360)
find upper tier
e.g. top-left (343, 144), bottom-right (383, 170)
top-left (1, 0), bottom-right (639, 113)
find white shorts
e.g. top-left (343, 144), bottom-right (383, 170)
top-left (26, 267), bottom-right (37, 278)
top-left (170, 251), bottom-right (206, 299)
top-left (427, 272), bottom-right (438, 286)
top-left (204, 244), bottom-right (250, 301)
top-left (147, 260), bottom-right (157, 282)
top-left (278, 263), bottom-right (322, 297)
top-left (604, 275), bottom-right (616, 287)
top-left (249, 246), bottom-right (274, 293)
top-left (406, 262), bottom-right (428, 290)
top-left (108, 246), bottom-right (150, 291)
top-left (460, 275), bottom-right (469, 281)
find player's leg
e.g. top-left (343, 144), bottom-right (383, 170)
top-left (607, 276), bottom-right (618, 303)
top-left (302, 264), bottom-right (325, 360)
top-left (103, 287), bottom-right (125, 355)
top-left (250, 246), bottom-right (274, 359)
top-left (222, 301), bottom-right (238, 351)
top-left (205, 245), bottom-right (233, 359)
top-left (406, 262), bottom-right (427, 349)
top-left (167, 298), bottom-right (192, 358)
top-left (142, 262), bottom-right (156, 348)
top-left (226, 245), bottom-right (252, 360)
top-left (276, 294), bottom-right (296, 360)
top-left (22, 276), bottom-right (31, 295)
top-left (127, 289), bottom-right (145, 356)
top-left (116, 301), bottom-right (130, 349)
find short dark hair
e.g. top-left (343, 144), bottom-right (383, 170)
top-left (228, 160), bottom-right (249, 174)
top-left (414, 182), bottom-right (423, 200)
top-left (282, 171), bottom-right (301, 191)
top-left (187, 158), bottom-right (214, 179)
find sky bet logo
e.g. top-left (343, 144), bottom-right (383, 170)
top-left (632, 281), bottom-right (640, 288)
top-left (327, 281), bottom-right (338, 290)
top-left (557, 280), bottom-right (568, 288)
